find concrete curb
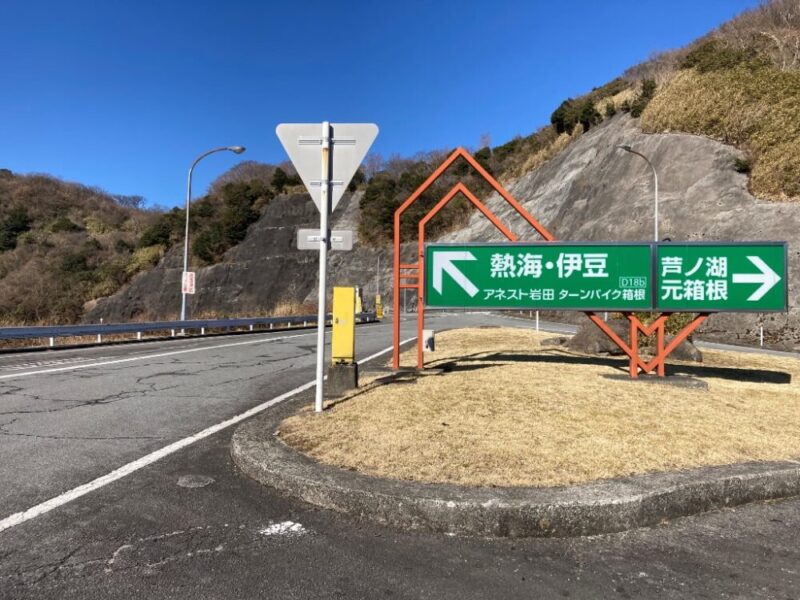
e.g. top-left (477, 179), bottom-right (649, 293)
top-left (231, 407), bottom-right (800, 538)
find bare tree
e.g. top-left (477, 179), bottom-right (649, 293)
top-left (112, 195), bottom-right (145, 209)
top-left (208, 160), bottom-right (276, 195)
top-left (718, 0), bottom-right (800, 70)
top-left (363, 153), bottom-right (384, 179)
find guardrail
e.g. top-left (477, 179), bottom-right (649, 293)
top-left (0, 312), bottom-right (378, 346)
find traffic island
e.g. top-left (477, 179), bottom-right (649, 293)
top-left (231, 327), bottom-right (800, 537)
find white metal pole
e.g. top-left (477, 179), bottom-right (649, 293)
top-left (314, 122), bottom-right (332, 413)
top-left (181, 164), bottom-right (192, 322)
top-left (535, 310), bottom-right (539, 331)
top-left (180, 146), bottom-right (245, 322)
top-left (652, 163), bottom-right (659, 242)
top-left (377, 256), bottom-right (380, 296)
top-left (616, 146), bottom-right (658, 242)
top-left (760, 325), bottom-right (764, 347)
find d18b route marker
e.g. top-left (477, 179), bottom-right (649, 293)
top-left (426, 242), bottom-right (787, 312)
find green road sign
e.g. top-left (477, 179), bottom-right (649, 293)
top-left (424, 243), bottom-right (653, 311)
top-left (656, 243), bottom-right (787, 312)
top-left (424, 242), bottom-right (788, 313)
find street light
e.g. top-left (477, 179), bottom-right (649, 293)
top-left (616, 145), bottom-right (659, 242)
top-left (180, 145), bottom-right (246, 321)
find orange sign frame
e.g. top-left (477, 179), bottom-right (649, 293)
top-left (391, 147), bottom-right (709, 377)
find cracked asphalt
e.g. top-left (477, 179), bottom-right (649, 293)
top-left (1, 313), bottom-right (800, 599)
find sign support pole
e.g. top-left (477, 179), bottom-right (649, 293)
top-left (314, 121), bottom-right (331, 413)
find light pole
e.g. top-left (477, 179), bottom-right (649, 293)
top-left (616, 145), bottom-right (659, 242)
top-left (181, 145), bottom-right (246, 321)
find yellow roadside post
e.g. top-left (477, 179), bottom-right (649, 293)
top-left (328, 286), bottom-right (358, 397)
top-left (355, 286), bottom-right (363, 315)
top-left (375, 294), bottom-right (383, 319)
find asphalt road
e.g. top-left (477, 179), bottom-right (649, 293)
top-left (1, 312), bottom-right (799, 599)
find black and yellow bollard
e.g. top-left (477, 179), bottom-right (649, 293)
top-left (327, 286), bottom-right (359, 396)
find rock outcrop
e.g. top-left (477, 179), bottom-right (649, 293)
top-left (442, 115), bottom-right (800, 349)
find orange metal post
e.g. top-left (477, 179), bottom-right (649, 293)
top-left (645, 314), bottom-right (708, 373)
top-left (415, 183), bottom-right (520, 369)
top-left (417, 248), bottom-right (424, 369)
top-left (457, 151), bottom-right (554, 241)
top-left (656, 315), bottom-right (667, 377)
top-left (392, 209), bottom-right (402, 369)
top-left (392, 148), bottom-right (552, 371)
top-left (629, 315), bottom-right (639, 378)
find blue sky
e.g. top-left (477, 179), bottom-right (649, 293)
top-left (1, 0), bottom-right (760, 207)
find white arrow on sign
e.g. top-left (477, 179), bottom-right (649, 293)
top-left (432, 251), bottom-right (479, 297)
top-left (732, 256), bottom-right (782, 301)
top-left (275, 123), bottom-right (378, 213)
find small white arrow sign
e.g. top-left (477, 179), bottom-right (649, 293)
top-left (732, 256), bottom-right (782, 301)
top-left (432, 251), bottom-right (479, 297)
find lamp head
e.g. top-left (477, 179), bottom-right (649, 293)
top-left (229, 146), bottom-right (246, 154)
top-left (616, 144), bottom-right (633, 152)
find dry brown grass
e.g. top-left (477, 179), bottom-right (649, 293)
top-left (596, 87), bottom-right (638, 115)
top-left (641, 65), bottom-right (800, 200)
top-left (269, 300), bottom-right (318, 317)
top-left (515, 129), bottom-right (578, 177)
top-left (280, 327), bottom-right (800, 488)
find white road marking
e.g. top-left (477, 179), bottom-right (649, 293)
top-left (0, 338), bottom-right (414, 534)
top-left (0, 332), bottom-right (316, 381)
top-left (2, 357), bottom-right (106, 371)
top-left (259, 521), bottom-right (307, 537)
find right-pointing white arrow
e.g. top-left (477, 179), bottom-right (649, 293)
top-left (732, 256), bottom-right (781, 301)
top-left (432, 251), bottom-right (479, 297)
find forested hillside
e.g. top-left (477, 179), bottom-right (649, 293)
top-left (0, 170), bottom-right (156, 323)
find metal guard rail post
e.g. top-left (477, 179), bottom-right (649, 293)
top-left (0, 312), bottom-right (378, 341)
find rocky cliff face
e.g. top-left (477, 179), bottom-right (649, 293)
top-left (87, 115), bottom-right (800, 349)
top-left (442, 115), bottom-right (799, 348)
top-left (85, 192), bottom-right (382, 321)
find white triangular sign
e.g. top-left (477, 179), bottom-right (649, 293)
top-left (276, 122), bottom-right (378, 213)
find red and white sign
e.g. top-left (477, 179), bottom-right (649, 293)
top-left (182, 271), bottom-right (196, 295)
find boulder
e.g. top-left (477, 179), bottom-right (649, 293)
top-left (540, 336), bottom-right (568, 347)
top-left (665, 336), bottom-right (703, 363)
top-left (567, 319), bottom-right (629, 356)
